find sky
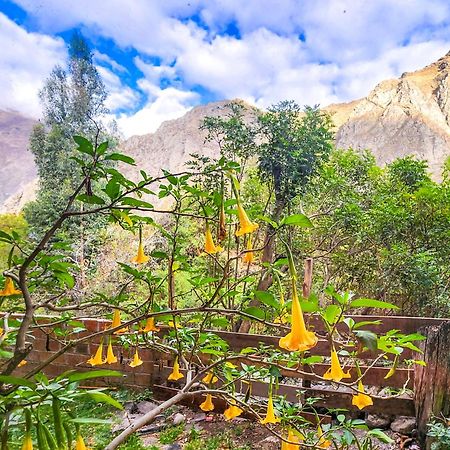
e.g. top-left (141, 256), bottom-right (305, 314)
top-left (1, 0), bottom-right (450, 138)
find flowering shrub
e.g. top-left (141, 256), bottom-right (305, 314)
top-left (0, 135), bottom-right (425, 449)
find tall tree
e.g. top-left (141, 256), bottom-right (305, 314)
top-left (25, 32), bottom-right (111, 284)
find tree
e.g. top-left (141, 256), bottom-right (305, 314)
top-left (25, 31), bottom-right (110, 235)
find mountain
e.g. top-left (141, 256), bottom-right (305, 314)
top-left (3, 52), bottom-right (450, 212)
top-left (0, 111), bottom-right (37, 213)
top-left (326, 52), bottom-right (450, 176)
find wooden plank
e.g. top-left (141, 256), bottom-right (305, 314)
top-left (152, 384), bottom-right (331, 425)
top-left (152, 366), bottom-right (415, 416)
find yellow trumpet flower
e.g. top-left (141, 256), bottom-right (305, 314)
top-left (129, 349), bottom-right (143, 368)
top-left (168, 357), bottom-right (184, 381)
top-left (260, 393), bottom-right (280, 424)
top-left (323, 347), bottom-right (351, 382)
top-left (140, 317), bottom-right (160, 332)
top-left (235, 203), bottom-right (258, 236)
top-left (199, 394), bottom-right (215, 412)
top-left (106, 339), bottom-right (117, 364)
top-left (223, 401), bottom-right (243, 421)
top-left (131, 243), bottom-right (149, 264)
top-left (317, 425), bottom-right (332, 449)
top-left (111, 309), bottom-right (128, 334)
top-left (21, 433), bottom-right (33, 450)
top-left (205, 224), bottom-right (223, 254)
top-left (0, 277), bottom-right (21, 296)
top-left (76, 433), bottom-right (89, 450)
top-left (242, 237), bottom-right (254, 264)
top-left (281, 429), bottom-right (302, 450)
top-left (352, 380), bottom-right (373, 410)
top-left (202, 371), bottom-right (218, 384)
top-left (87, 343), bottom-right (105, 366)
top-left (279, 284), bottom-right (318, 352)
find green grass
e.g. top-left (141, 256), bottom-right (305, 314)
top-left (159, 423), bottom-right (185, 444)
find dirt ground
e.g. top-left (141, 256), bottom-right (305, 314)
top-left (139, 405), bottom-right (421, 450)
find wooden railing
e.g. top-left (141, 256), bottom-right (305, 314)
top-left (16, 314), bottom-right (450, 419)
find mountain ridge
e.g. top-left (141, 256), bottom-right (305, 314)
top-left (2, 52), bottom-right (450, 212)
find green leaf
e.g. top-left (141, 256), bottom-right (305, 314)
top-left (354, 330), bottom-right (378, 351)
top-left (350, 298), bottom-right (399, 310)
top-left (302, 355), bottom-right (323, 365)
top-left (210, 317), bottom-right (230, 328)
top-left (324, 304), bottom-right (340, 324)
top-left (119, 197), bottom-right (154, 209)
top-left (105, 153), bottom-right (136, 165)
top-left (368, 429), bottom-right (394, 444)
top-left (65, 370), bottom-right (123, 383)
top-left (54, 271), bottom-right (75, 289)
top-left (73, 135), bottom-right (94, 155)
top-left (0, 230), bottom-right (13, 243)
top-left (0, 375), bottom-right (36, 389)
top-left (86, 391), bottom-right (123, 410)
top-left (69, 418), bottom-right (113, 425)
top-left (280, 214), bottom-right (313, 227)
top-left (254, 291), bottom-right (278, 309)
top-left (96, 141), bottom-right (109, 156)
top-left (243, 306), bottom-right (266, 321)
top-left (104, 180), bottom-right (121, 199)
top-left (77, 194), bottom-right (106, 205)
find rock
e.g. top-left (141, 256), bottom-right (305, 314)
top-left (165, 444), bottom-right (182, 450)
top-left (136, 400), bottom-right (158, 414)
top-left (391, 416), bottom-right (417, 434)
top-left (112, 412), bottom-right (140, 433)
top-left (172, 413), bottom-right (186, 426)
top-left (192, 413), bottom-right (206, 422)
top-left (366, 414), bottom-right (392, 429)
top-left (262, 435), bottom-right (279, 444)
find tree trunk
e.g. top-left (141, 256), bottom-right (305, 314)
top-left (414, 322), bottom-right (450, 448)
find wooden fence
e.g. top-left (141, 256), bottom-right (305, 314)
top-left (15, 314), bottom-right (450, 423)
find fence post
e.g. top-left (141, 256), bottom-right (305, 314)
top-left (414, 322), bottom-right (450, 448)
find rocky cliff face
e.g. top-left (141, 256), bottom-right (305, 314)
top-left (328, 52), bottom-right (450, 176)
top-left (2, 53), bottom-right (450, 212)
top-left (0, 111), bottom-right (36, 213)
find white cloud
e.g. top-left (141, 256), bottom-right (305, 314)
top-left (116, 84), bottom-right (199, 137)
top-left (94, 50), bottom-right (127, 73)
top-left (96, 65), bottom-right (140, 112)
top-left (0, 12), bottom-right (66, 116)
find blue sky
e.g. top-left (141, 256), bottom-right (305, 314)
top-left (1, 0), bottom-right (450, 137)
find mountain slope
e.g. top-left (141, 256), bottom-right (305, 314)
top-left (0, 111), bottom-right (36, 212)
top-left (3, 52), bottom-right (450, 212)
top-left (327, 52), bottom-right (450, 175)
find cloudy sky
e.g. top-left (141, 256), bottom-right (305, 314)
top-left (1, 0), bottom-right (450, 137)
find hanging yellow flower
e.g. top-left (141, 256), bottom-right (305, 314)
top-left (323, 347), bottom-right (351, 382)
top-left (106, 339), bottom-right (117, 364)
top-left (351, 380), bottom-right (373, 410)
top-left (205, 224), bottom-right (223, 254)
top-left (75, 433), bottom-right (89, 450)
top-left (223, 401), bottom-right (243, 421)
top-left (235, 203), bottom-right (258, 236)
top-left (18, 359), bottom-right (27, 367)
top-left (202, 371), bottom-right (218, 384)
top-left (131, 242), bottom-right (149, 264)
top-left (0, 327), bottom-right (3, 337)
top-left (279, 284), bottom-right (318, 352)
top-left (167, 357), bottom-right (184, 381)
top-left (21, 433), bottom-right (33, 450)
top-left (87, 343), bottom-right (105, 366)
top-left (199, 394), bottom-right (215, 412)
top-left (129, 349), bottom-right (143, 368)
top-left (242, 237), bottom-right (254, 264)
top-left (317, 425), bottom-right (332, 449)
top-left (111, 309), bottom-right (128, 334)
top-left (0, 277), bottom-right (21, 296)
top-left (140, 317), bottom-right (160, 332)
top-left (260, 393), bottom-right (280, 424)
top-left (281, 429), bottom-right (302, 450)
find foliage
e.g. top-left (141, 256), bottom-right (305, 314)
top-left (298, 149), bottom-right (450, 315)
top-left (25, 31), bottom-right (112, 242)
top-left (0, 214), bottom-right (27, 268)
top-left (0, 132), bottom-right (427, 450)
top-left (427, 419), bottom-right (450, 450)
